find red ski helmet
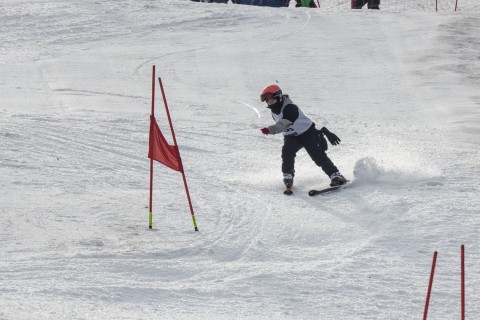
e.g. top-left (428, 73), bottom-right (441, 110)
top-left (260, 84), bottom-right (282, 102)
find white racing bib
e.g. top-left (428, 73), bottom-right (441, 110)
top-left (272, 105), bottom-right (313, 136)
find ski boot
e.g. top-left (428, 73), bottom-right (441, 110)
top-left (283, 173), bottom-right (294, 195)
top-left (330, 172), bottom-right (347, 187)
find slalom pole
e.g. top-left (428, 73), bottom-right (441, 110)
top-left (461, 245), bottom-right (465, 320)
top-left (423, 251), bottom-right (437, 320)
top-left (455, 0), bottom-right (458, 11)
top-left (158, 77), bottom-right (199, 232)
top-left (149, 65), bottom-right (156, 229)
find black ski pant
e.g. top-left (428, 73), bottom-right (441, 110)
top-left (281, 125), bottom-right (338, 178)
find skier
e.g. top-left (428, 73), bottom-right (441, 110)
top-left (259, 84), bottom-right (347, 194)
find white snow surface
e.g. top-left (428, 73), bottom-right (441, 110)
top-left (1, 0), bottom-right (480, 319)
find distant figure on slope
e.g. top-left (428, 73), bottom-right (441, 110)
top-left (259, 84), bottom-right (347, 194)
top-left (352, 0), bottom-right (380, 9)
top-left (232, 0), bottom-right (290, 6)
top-left (191, 0), bottom-right (229, 3)
top-left (295, 0), bottom-right (318, 8)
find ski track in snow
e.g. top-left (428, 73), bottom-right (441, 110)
top-left (1, 0), bottom-right (480, 319)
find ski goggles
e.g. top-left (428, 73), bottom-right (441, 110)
top-left (265, 98), bottom-right (277, 106)
top-left (260, 92), bottom-right (275, 102)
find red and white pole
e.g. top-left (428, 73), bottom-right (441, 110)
top-left (149, 65), bottom-right (155, 229)
top-left (158, 78), bottom-right (198, 232)
top-left (461, 245), bottom-right (465, 320)
top-left (423, 251), bottom-right (437, 320)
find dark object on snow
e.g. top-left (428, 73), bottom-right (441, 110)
top-left (191, 0), bottom-right (229, 3)
top-left (233, 0), bottom-right (290, 7)
top-left (308, 182), bottom-right (349, 196)
top-left (352, 0), bottom-right (380, 9)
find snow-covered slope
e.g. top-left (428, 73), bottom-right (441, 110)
top-left (1, 0), bottom-right (479, 319)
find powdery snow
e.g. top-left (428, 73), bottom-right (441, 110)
top-left (0, 0), bottom-right (479, 319)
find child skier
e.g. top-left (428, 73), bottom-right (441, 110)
top-left (259, 84), bottom-right (347, 194)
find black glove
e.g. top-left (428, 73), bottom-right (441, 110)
top-left (320, 127), bottom-right (341, 145)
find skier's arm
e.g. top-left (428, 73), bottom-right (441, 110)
top-left (320, 127), bottom-right (341, 145)
top-left (266, 119), bottom-right (293, 135)
top-left (267, 104), bottom-right (298, 135)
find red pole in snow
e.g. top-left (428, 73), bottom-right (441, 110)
top-left (461, 245), bottom-right (465, 320)
top-left (158, 78), bottom-right (198, 232)
top-left (149, 65), bottom-right (155, 229)
top-left (423, 251), bottom-right (438, 320)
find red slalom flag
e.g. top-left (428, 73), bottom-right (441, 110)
top-left (148, 115), bottom-right (183, 172)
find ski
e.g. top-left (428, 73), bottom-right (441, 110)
top-left (308, 183), bottom-right (348, 196)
